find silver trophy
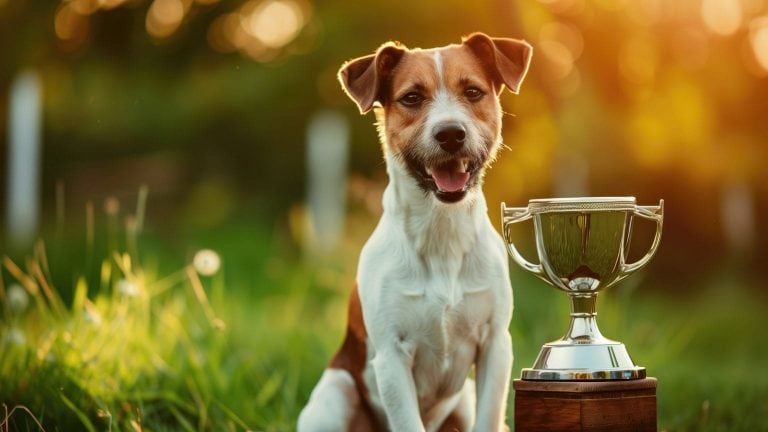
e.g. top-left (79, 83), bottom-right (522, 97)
top-left (501, 197), bottom-right (664, 380)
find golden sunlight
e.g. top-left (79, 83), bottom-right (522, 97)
top-left (244, 0), bottom-right (305, 49)
top-left (619, 36), bottom-right (657, 86)
top-left (701, 0), bottom-right (742, 36)
top-left (55, 3), bottom-right (89, 44)
top-left (750, 16), bottom-right (768, 72)
top-left (146, 0), bottom-right (189, 39)
top-left (69, 0), bottom-right (99, 15)
top-left (206, 0), bottom-right (309, 61)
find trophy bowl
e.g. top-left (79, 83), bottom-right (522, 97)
top-left (501, 197), bottom-right (664, 380)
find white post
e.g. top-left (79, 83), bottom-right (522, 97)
top-left (305, 110), bottom-right (349, 254)
top-left (6, 69), bottom-right (43, 248)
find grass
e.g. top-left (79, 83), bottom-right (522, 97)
top-left (1, 197), bottom-right (767, 431)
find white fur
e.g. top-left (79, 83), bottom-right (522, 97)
top-left (356, 155), bottom-right (512, 431)
top-left (300, 46), bottom-right (513, 432)
top-left (298, 368), bottom-right (361, 431)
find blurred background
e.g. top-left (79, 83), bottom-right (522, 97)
top-left (1, 0), bottom-right (767, 281)
top-left (1, 0), bottom-right (767, 430)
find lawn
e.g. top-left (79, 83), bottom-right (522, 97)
top-left (1, 207), bottom-right (767, 431)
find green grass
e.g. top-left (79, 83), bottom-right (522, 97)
top-left (1, 207), bottom-right (767, 431)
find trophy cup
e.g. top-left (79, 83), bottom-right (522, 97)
top-left (501, 197), bottom-right (663, 381)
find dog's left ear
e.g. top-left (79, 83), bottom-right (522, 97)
top-left (463, 32), bottom-right (533, 94)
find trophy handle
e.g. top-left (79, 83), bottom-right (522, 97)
top-left (500, 203), bottom-right (545, 276)
top-left (621, 199), bottom-right (664, 275)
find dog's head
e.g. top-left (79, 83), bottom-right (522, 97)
top-left (338, 33), bottom-right (532, 204)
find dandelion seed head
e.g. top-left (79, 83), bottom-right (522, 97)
top-left (193, 249), bottom-right (221, 276)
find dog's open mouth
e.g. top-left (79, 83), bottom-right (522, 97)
top-left (426, 159), bottom-right (471, 194)
top-left (403, 154), bottom-right (483, 203)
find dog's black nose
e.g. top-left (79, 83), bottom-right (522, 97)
top-left (434, 123), bottom-right (466, 153)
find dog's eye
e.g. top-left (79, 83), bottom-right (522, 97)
top-left (399, 92), bottom-right (424, 107)
top-left (465, 87), bottom-right (485, 102)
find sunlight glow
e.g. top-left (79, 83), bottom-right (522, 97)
top-left (70, 0), bottom-right (99, 15)
top-left (98, 0), bottom-right (130, 9)
top-left (207, 0), bottom-right (309, 61)
top-left (540, 40), bottom-right (574, 80)
top-left (146, 0), bottom-right (189, 39)
top-left (701, 0), bottom-right (743, 36)
top-left (671, 27), bottom-right (710, 70)
top-left (750, 16), bottom-right (768, 72)
top-left (55, 3), bottom-right (88, 42)
top-left (619, 37), bottom-right (657, 85)
top-left (245, 0), bottom-right (304, 49)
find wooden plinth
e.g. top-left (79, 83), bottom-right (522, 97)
top-left (513, 377), bottom-right (657, 432)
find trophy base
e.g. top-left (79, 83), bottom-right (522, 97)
top-left (522, 341), bottom-right (646, 381)
top-left (513, 377), bottom-right (657, 431)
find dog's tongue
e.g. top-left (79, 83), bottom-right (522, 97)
top-left (431, 161), bottom-right (470, 193)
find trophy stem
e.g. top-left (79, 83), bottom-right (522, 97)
top-left (564, 294), bottom-right (606, 344)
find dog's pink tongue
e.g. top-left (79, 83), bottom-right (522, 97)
top-left (431, 165), bottom-right (470, 193)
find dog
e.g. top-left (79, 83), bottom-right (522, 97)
top-left (298, 32), bottom-right (532, 432)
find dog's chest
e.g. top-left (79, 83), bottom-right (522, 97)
top-left (409, 289), bottom-right (494, 402)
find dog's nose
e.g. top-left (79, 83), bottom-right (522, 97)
top-left (434, 123), bottom-right (466, 153)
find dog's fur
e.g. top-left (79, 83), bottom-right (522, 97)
top-left (298, 33), bottom-right (532, 432)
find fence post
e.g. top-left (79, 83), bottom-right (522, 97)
top-left (305, 110), bottom-right (349, 255)
top-left (6, 69), bottom-right (43, 249)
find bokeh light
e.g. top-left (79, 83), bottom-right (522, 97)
top-left (701, 0), bottom-right (743, 35)
top-left (207, 0), bottom-right (309, 61)
top-left (750, 16), bottom-right (768, 72)
top-left (146, 0), bottom-right (189, 39)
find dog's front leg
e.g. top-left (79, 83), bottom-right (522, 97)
top-left (372, 343), bottom-right (425, 432)
top-left (474, 329), bottom-right (512, 432)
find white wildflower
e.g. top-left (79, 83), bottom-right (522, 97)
top-left (6, 328), bottom-right (26, 345)
top-left (84, 307), bottom-right (102, 327)
top-left (7, 284), bottom-right (29, 313)
top-left (117, 278), bottom-right (139, 297)
top-left (193, 249), bottom-right (221, 276)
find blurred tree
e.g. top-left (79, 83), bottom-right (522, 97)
top-left (0, 0), bottom-right (766, 286)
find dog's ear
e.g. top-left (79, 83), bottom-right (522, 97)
top-left (338, 42), bottom-right (406, 114)
top-left (463, 32), bottom-right (532, 94)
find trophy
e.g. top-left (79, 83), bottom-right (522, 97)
top-left (501, 197), bottom-right (664, 380)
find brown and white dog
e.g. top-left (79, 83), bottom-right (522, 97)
top-left (298, 33), bottom-right (532, 432)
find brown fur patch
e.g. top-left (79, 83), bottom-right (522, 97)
top-left (329, 285), bottom-right (378, 430)
top-left (437, 411), bottom-right (467, 432)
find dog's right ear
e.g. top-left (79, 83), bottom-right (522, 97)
top-left (338, 43), bottom-right (406, 114)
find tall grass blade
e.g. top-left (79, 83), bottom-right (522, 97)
top-left (0, 404), bottom-right (46, 432)
top-left (60, 393), bottom-right (97, 432)
top-left (2, 256), bottom-right (38, 296)
top-left (30, 260), bottom-right (66, 318)
top-left (55, 180), bottom-right (65, 236)
top-left (167, 406), bottom-right (196, 432)
top-left (136, 185), bottom-right (148, 234)
top-left (73, 276), bottom-right (88, 312)
top-left (255, 372), bottom-right (283, 408)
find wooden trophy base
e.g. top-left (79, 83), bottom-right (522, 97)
top-left (513, 377), bottom-right (657, 432)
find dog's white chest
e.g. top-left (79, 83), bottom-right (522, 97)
top-left (409, 290), bottom-right (494, 403)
